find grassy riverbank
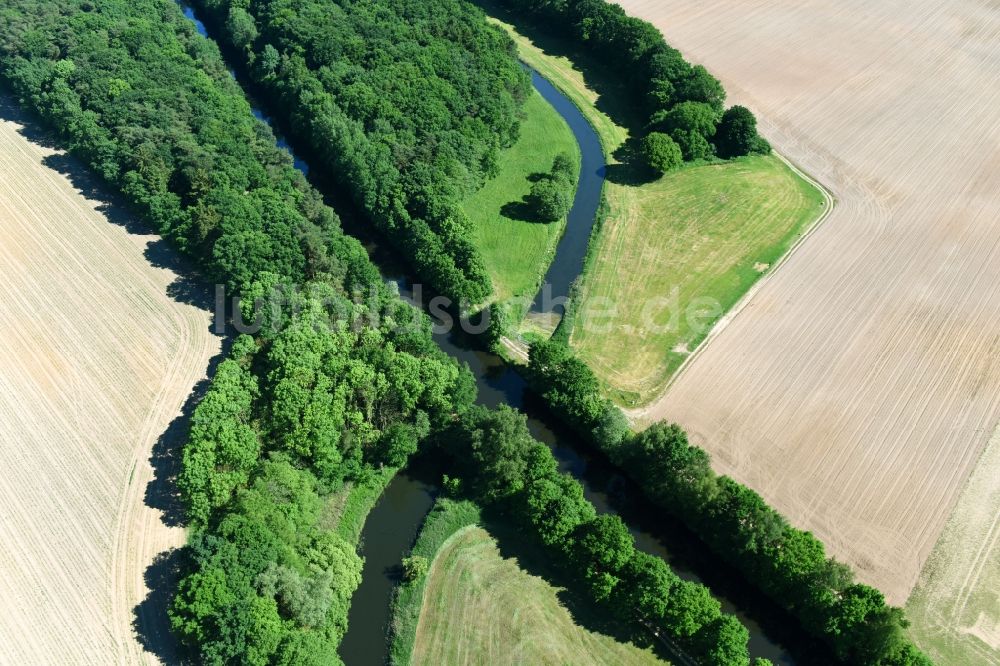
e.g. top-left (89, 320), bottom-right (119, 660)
top-left (485, 11), bottom-right (826, 406)
top-left (389, 499), bottom-right (666, 665)
top-left (465, 90), bottom-right (579, 304)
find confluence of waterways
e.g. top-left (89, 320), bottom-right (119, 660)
top-left (178, 6), bottom-right (821, 665)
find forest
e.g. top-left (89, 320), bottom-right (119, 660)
top-left (189, 0), bottom-right (532, 303)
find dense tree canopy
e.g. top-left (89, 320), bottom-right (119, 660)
top-left (191, 0), bottom-right (532, 302)
top-left (641, 132), bottom-right (683, 173)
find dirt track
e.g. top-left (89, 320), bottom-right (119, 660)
top-left (615, 0), bottom-right (1000, 604)
top-left (0, 103), bottom-right (219, 662)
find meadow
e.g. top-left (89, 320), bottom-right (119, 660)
top-left (409, 525), bottom-right (667, 665)
top-left (465, 90), bottom-right (579, 303)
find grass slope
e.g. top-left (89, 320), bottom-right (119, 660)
top-left (322, 467), bottom-right (397, 544)
top-left (487, 14), bottom-right (826, 406)
top-left (409, 524), bottom-right (666, 666)
top-left (389, 498), bottom-right (482, 665)
top-left (466, 90), bottom-right (579, 303)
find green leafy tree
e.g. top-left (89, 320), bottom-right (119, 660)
top-left (716, 105), bottom-right (770, 158)
top-left (697, 615), bottom-right (751, 666)
top-left (530, 176), bottom-right (573, 221)
top-left (641, 132), bottom-right (683, 173)
top-left (572, 515), bottom-right (635, 602)
top-left (662, 578), bottom-right (721, 639)
top-left (662, 101), bottom-right (720, 137)
top-left (670, 128), bottom-right (713, 161)
top-left (170, 566), bottom-right (234, 645)
top-left (678, 65), bottom-right (726, 111)
top-left (448, 405), bottom-right (537, 503)
top-left (612, 551), bottom-right (678, 622)
top-left (402, 555), bottom-right (429, 581)
top-left (522, 472), bottom-right (596, 549)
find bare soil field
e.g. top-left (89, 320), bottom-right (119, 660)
top-left (614, 0), bottom-right (1000, 613)
top-left (0, 102), bottom-right (220, 663)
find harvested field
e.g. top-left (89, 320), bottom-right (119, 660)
top-left (907, 425), bottom-right (1000, 664)
top-left (410, 526), bottom-right (666, 665)
top-left (614, 0), bottom-right (1000, 609)
top-left (0, 101), bottom-right (220, 663)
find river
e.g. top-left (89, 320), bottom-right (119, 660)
top-left (178, 5), bottom-right (817, 665)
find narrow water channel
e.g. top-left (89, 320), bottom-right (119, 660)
top-left (527, 69), bottom-right (605, 316)
top-left (178, 5), bottom-right (816, 665)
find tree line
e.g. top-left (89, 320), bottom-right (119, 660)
top-left (494, 0), bottom-right (771, 171)
top-left (437, 404), bottom-right (755, 665)
top-left (172, 282), bottom-right (475, 663)
top-left (190, 0), bottom-right (532, 303)
top-left (524, 339), bottom-right (933, 666)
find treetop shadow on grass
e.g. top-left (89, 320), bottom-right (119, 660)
top-left (499, 170), bottom-right (559, 223)
top-left (606, 136), bottom-right (662, 186)
top-left (477, 507), bottom-right (674, 662)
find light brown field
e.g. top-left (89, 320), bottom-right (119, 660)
top-left (0, 102), bottom-right (220, 662)
top-left (614, 0), bottom-right (1000, 611)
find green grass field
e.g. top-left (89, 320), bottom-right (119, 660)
top-left (573, 155), bottom-right (825, 405)
top-left (487, 15), bottom-right (827, 406)
top-left (466, 90), bottom-right (579, 304)
top-left (408, 524), bottom-right (666, 666)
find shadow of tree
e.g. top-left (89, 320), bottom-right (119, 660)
top-left (500, 198), bottom-right (538, 222)
top-left (474, 0), bottom-right (648, 135)
top-left (605, 136), bottom-right (661, 186)
top-left (132, 547), bottom-right (193, 665)
top-left (37, 152), bottom-right (218, 312)
top-left (478, 508), bottom-right (671, 660)
top-left (0, 91), bottom-right (227, 663)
